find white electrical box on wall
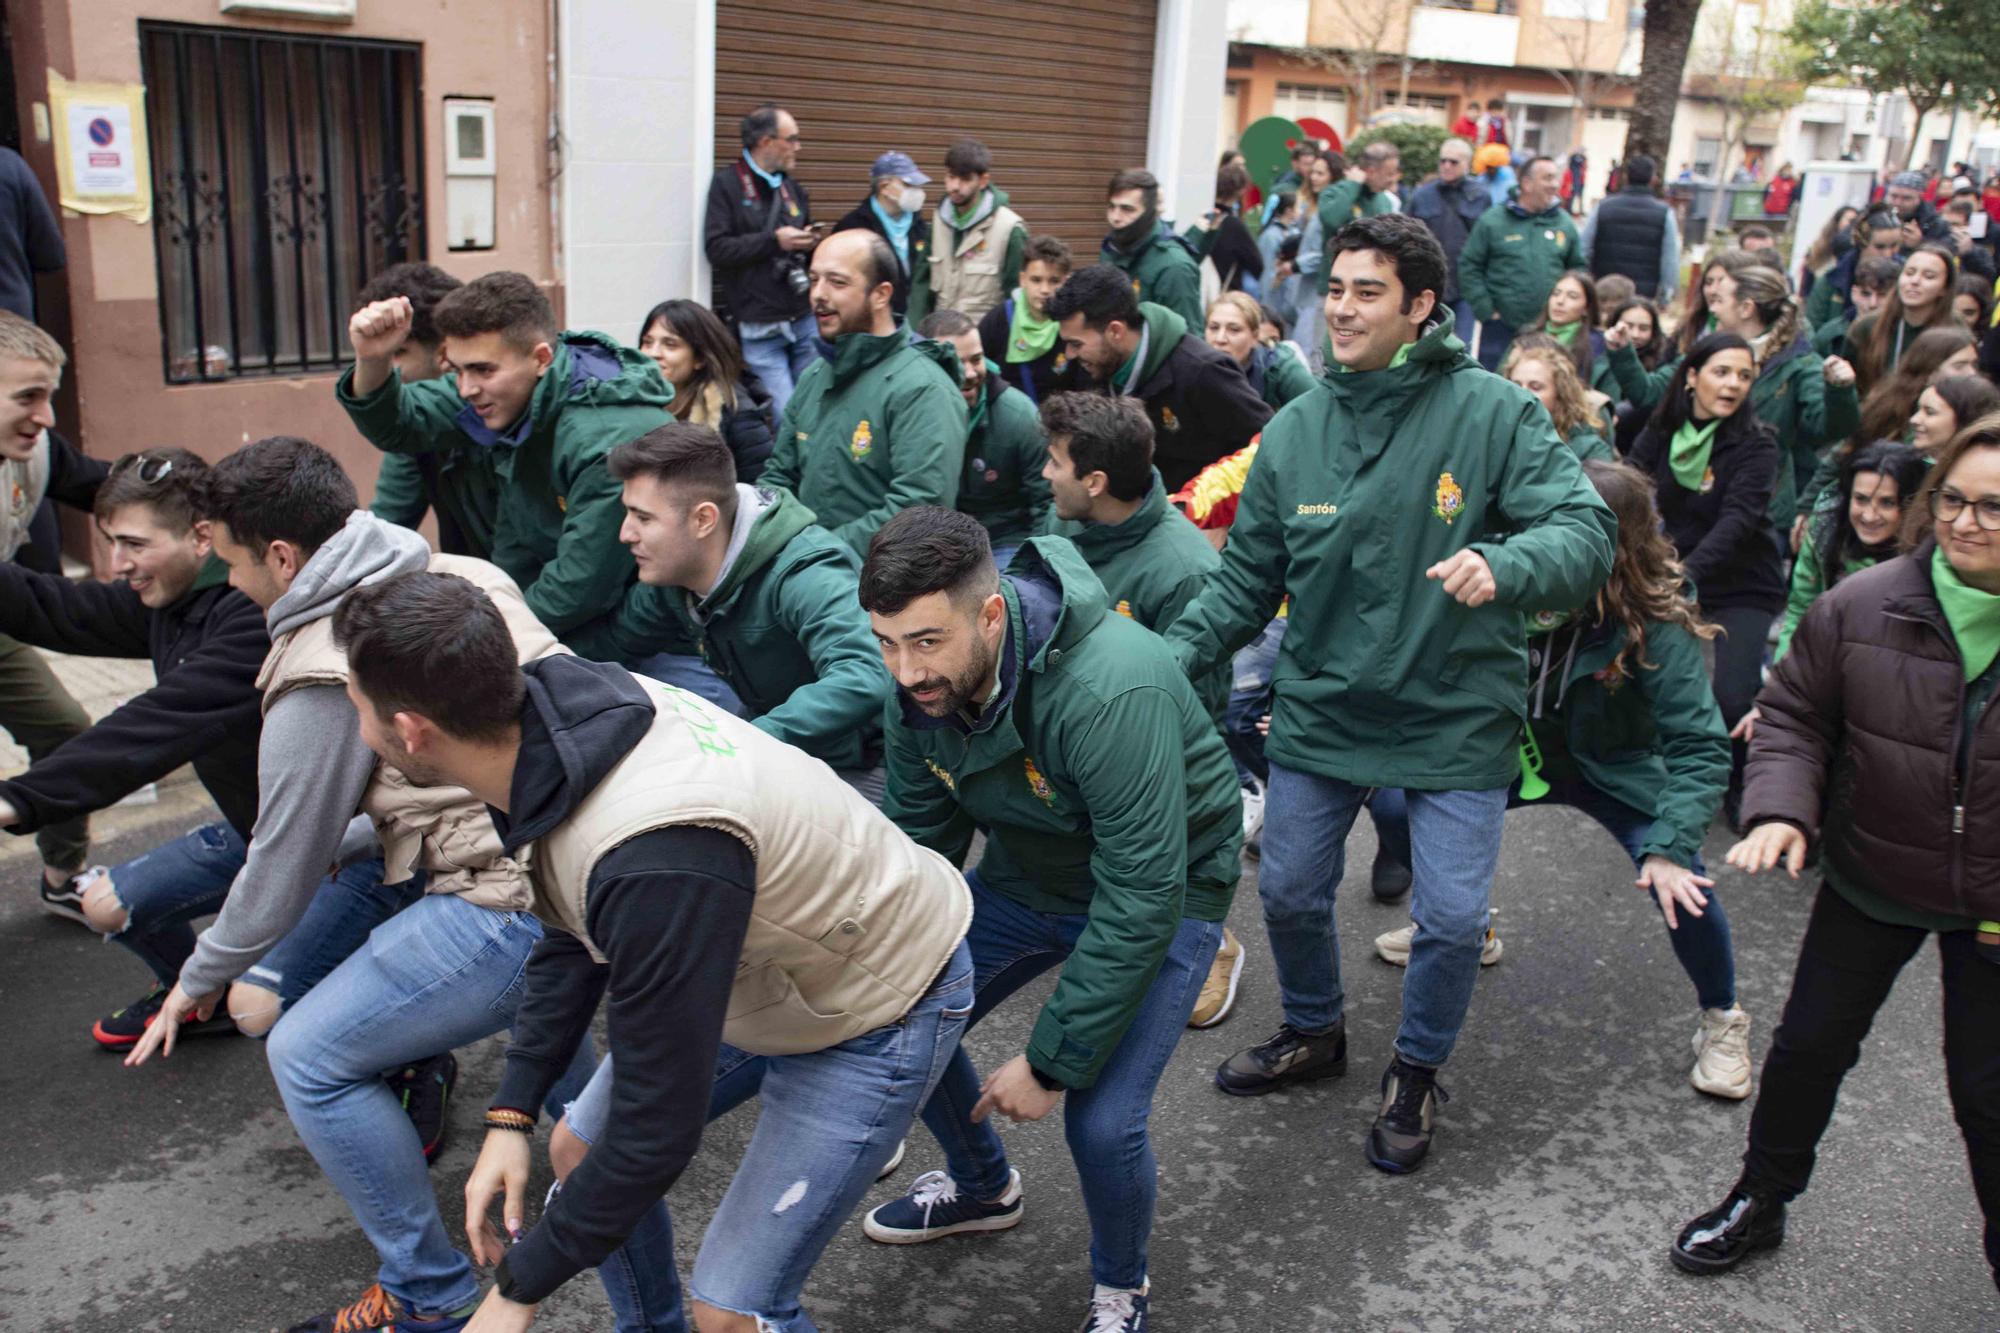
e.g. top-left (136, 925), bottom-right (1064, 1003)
top-left (443, 97), bottom-right (496, 250)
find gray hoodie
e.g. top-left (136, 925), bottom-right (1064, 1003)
top-left (180, 512), bottom-right (431, 998)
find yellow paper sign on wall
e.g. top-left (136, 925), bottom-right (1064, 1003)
top-left (48, 71), bottom-right (151, 223)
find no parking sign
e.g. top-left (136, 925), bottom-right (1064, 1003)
top-left (49, 71), bottom-right (150, 222)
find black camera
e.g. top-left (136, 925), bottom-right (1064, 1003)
top-left (782, 255), bottom-right (811, 296)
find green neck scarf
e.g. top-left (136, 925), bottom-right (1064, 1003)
top-left (1546, 319), bottom-right (1582, 347)
top-left (1932, 546), bottom-right (2000, 680)
top-left (1006, 288), bottom-right (1057, 363)
top-left (1669, 418), bottom-right (1721, 491)
top-left (1329, 340), bottom-right (1413, 374)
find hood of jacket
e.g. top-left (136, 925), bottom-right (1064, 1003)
top-left (1108, 219), bottom-right (1200, 264)
top-left (1758, 331), bottom-right (1813, 378)
top-left (699, 483), bottom-right (817, 614)
top-left (825, 324), bottom-right (960, 391)
top-left (267, 509), bottom-right (431, 641)
top-left (1131, 301), bottom-right (1189, 386)
top-left (1067, 470), bottom-right (1171, 562)
top-left (494, 654), bottom-right (657, 851)
top-left (1316, 312), bottom-right (1469, 452)
top-left (453, 331), bottom-right (674, 450)
top-left (1505, 195), bottom-right (1568, 224)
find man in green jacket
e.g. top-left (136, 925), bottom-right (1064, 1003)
top-left (858, 507), bottom-right (1238, 1333)
top-left (1458, 155), bottom-right (1583, 371)
top-left (339, 271), bottom-right (671, 658)
top-left (1168, 214), bottom-right (1616, 1173)
top-left (604, 421), bottom-right (895, 797)
top-left (760, 230), bottom-right (968, 558)
top-left (1100, 167), bottom-right (1205, 330)
top-left (1315, 140), bottom-right (1403, 297)
top-left (918, 309), bottom-right (1050, 566)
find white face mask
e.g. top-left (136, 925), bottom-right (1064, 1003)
top-left (898, 185), bottom-right (926, 215)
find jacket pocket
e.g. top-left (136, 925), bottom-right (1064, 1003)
top-left (726, 960), bottom-right (858, 1056)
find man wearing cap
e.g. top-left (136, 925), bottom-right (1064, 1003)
top-left (1884, 170), bottom-right (1951, 244)
top-left (837, 152), bottom-right (935, 321)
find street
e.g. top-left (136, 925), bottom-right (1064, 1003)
top-left (1, 800), bottom-right (1990, 1332)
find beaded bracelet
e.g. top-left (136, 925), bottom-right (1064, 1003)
top-left (485, 1108), bottom-right (536, 1134)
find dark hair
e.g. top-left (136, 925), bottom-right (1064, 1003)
top-left (1609, 297), bottom-right (1673, 369)
top-left (638, 298), bottom-right (746, 413)
top-left (1933, 373), bottom-right (2000, 435)
top-left (1107, 168), bottom-right (1161, 210)
top-left (1357, 141), bottom-right (1399, 169)
top-left (1955, 272), bottom-right (1994, 330)
top-left (332, 571), bottom-right (525, 743)
top-left (1905, 410), bottom-right (2000, 548)
top-left (1624, 154), bottom-right (1657, 187)
top-left (945, 138), bottom-right (993, 177)
top-left (1946, 198), bottom-right (1976, 222)
top-left (1265, 191), bottom-right (1298, 224)
top-left (1046, 263), bottom-right (1143, 329)
top-left (356, 263), bottom-right (463, 349)
top-left (1523, 154), bottom-right (1557, 179)
top-left (1466, 100), bottom-right (1484, 113)
top-left (859, 506), bottom-right (998, 615)
top-left (740, 102), bottom-right (785, 151)
top-left (1853, 255), bottom-right (1901, 294)
top-left (1851, 325), bottom-right (1982, 451)
top-left (1812, 439), bottom-right (1928, 589)
top-left (1594, 272), bottom-right (1637, 315)
top-left (917, 309), bottom-right (978, 339)
top-left (1291, 142), bottom-right (1321, 161)
top-left (844, 230), bottom-right (900, 294)
top-left (432, 272), bottom-right (558, 353)
top-left (1024, 234), bottom-right (1073, 272)
top-left (1860, 206), bottom-right (1900, 238)
top-left (1325, 213), bottom-right (1448, 313)
top-left (1040, 392), bottom-right (1153, 502)
top-left (1216, 162), bottom-right (1250, 200)
top-left (1860, 242), bottom-right (1960, 384)
top-left (1577, 458), bottom-right (1717, 674)
top-left (607, 421), bottom-right (739, 522)
top-left (195, 436), bottom-right (356, 559)
top-left (1648, 331), bottom-right (1758, 437)
top-left (1524, 268), bottom-right (1602, 382)
top-left (1737, 223), bottom-right (1776, 245)
top-left (94, 447), bottom-right (209, 534)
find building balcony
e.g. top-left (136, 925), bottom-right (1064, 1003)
top-left (1408, 5), bottom-right (1523, 65)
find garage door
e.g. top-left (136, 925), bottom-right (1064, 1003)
top-left (714, 0), bottom-right (1157, 285)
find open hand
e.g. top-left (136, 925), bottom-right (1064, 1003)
top-left (123, 981), bottom-right (222, 1067)
top-left (1725, 822), bottom-right (1808, 878)
top-left (1636, 854), bottom-right (1714, 929)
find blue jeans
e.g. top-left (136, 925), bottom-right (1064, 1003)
top-left (1476, 316), bottom-right (1514, 371)
top-left (921, 871), bottom-right (1221, 1290)
top-left (564, 942), bottom-right (975, 1332)
top-left (629, 653), bottom-right (746, 717)
top-left (1259, 763), bottom-right (1507, 1068)
top-left (266, 895), bottom-right (596, 1315)
top-left (96, 821), bottom-right (247, 985)
top-left (243, 858), bottom-right (421, 1010)
top-left (1449, 298), bottom-right (1476, 346)
top-left (1370, 780), bottom-right (1737, 1010)
top-left (738, 313), bottom-right (821, 417)
top-left (1226, 617), bottom-right (1287, 786)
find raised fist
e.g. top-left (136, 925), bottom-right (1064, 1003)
top-left (349, 296), bottom-right (414, 361)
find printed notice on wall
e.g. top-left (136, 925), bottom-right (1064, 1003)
top-left (47, 71), bottom-right (151, 222)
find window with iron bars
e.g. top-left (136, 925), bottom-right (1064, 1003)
top-left (140, 22), bottom-right (425, 384)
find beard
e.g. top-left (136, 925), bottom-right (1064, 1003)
top-left (905, 640), bottom-right (999, 719)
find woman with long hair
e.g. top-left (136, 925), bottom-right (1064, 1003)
top-left (1672, 415), bottom-right (2000, 1291)
top-left (1798, 327), bottom-right (1983, 521)
top-left (1371, 459), bottom-right (1744, 1097)
top-left (1626, 332), bottom-right (1785, 822)
top-left (636, 299), bottom-right (775, 481)
top-left (1801, 204), bottom-right (1858, 287)
top-left (1955, 272), bottom-right (1994, 334)
top-left (1521, 268), bottom-right (1611, 398)
top-left (1910, 371), bottom-right (2000, 458)
top-left (1501, 336), bottom-right (1612, 460)
top-left (1206, 291), bottom-right (1314, 411)
top-left (1775, 440), bottom-right (1927, 659)
top-left (1849, 241), bottom-right (1959, 393)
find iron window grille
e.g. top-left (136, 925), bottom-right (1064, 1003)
top-left (139, 21), bottom-right (425, 383)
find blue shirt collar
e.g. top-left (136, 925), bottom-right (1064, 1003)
top-left (742, 150), bottom-right (783, 190)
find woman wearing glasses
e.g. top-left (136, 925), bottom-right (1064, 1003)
top-left (1671, 411), bottom-right (2000, 1292)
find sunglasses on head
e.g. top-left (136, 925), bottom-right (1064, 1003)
top-left (111, 453), bottom-right (174, 484)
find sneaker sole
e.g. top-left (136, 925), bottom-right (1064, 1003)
top-left (40, 897), bottom-right (90, 926)
top-left (1690, 1069), bottom-right (1753, 1100)
top-left (91, 1013), bottom-right (237, 1051)
top-left (1366, 1134), bottom-right (1432, 1174)
top-left (1187, 946), bottom-right (1246, 1029)
top-left (875, 1139), bottom-right (906, 1180)
top-left (1669, 1229), bottom-right (1784, 1274)
top-left (1213, 1057), bottom-right (1347, 1097)
top-left (862, 1202), bottom-right (1024, 1244)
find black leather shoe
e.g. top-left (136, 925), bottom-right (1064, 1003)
top-left (1215, 1022), bottom-right (1346, 1096)
top-left (1370, 849), bottom-right (1413, 902)
top-left (1671, 1188), bottom-right (1786, 1274)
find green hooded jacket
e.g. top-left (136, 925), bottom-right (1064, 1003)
top-left (609, 486), bottom-right (891, 771)
top-left (1054, 470), bottom-right (1227, 722)
top-left (1457, 200), bottom-right (1584, 330)
top-left (1255, 342), bottom-right (1320, 410)
top-left (1313, 179), bottom-right (1400, 295)
top-left (370, 452), bottom-right (431, 530)
top-left (761, 327), bottom-right (968, 557)
top-left (957, 366), bottom-right (1051, 546)
top-left (336, 331), bottom-right (672, 655)
top-left (1166, 316), bottom-right (1618, 790)
top-left (1567, 423), bottom-right (1614, 462)
top-left (1102, 222), bottom-right (1204, 331)
top-left (882, 536), bottom-right (1241, 1089)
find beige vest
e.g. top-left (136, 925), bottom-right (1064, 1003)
top-left (527, 674), bottom-right (972, 1057)
top-left (257, 554), bottom-right (570, 911)
top-left (0, 431), bottom-right (52, 562)
top-left (928, 202), bottom-right (1024, 322)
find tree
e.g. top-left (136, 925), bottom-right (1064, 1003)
top-left (1351, 122), bottom-right (1449, 189)
top-left (1289, 0), bottom-right (1408, 138)
top-left (1683, 0), bottom-right (1803, 216)
top-left (1624, 0), bottom-right (1705, 168)
top-left (1788, 0), bottom-right (2000, 168)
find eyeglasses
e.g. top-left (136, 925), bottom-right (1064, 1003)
top-left (110, 452), bottom-right (174, 484)
top-left (1930, 487), bottom-right (2000, 531)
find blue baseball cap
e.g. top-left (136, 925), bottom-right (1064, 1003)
top-left (871, 151), bottom-right (932, 185)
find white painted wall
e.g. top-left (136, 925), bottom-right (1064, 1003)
top-left (1149, 0), bottom-right (1232, 230)
top-left (558, 0), bottom-right (713, 337)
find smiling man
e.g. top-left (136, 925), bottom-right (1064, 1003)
top-left (337, 271), bottom-right (671, 658)
top-left (1166, 214), bottom-right (1616, 1174)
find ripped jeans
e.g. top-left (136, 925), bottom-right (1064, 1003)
top-left (561, 940), bottom-right (975, 1332)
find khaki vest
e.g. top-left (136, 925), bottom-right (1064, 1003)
top-left (527, 674), bottom-right (972, 1057)
top-left (0, 431), bottom-right (51, 563)
top-left (928, 202), bottom-right (1024, 321)
top-left (256, 554), bottom-right (570, 911)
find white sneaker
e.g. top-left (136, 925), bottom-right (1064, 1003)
top-left (1691, 1006), bottom-right (1753, 1099)
top-left (875, 1138), bottom-right (905, 1180)
top-left (1240, 781), bottom-right (1266, 844)
top-left (1373, 922), bottom-right (1503, 967)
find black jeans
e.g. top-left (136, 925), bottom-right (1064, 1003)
top-left (1742, 884), bottom-right (2000, 1288)
top-left (1705, 604), bottom-right (1775, 792)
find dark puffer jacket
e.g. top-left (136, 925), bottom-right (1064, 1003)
top-left (1748, 542), bottom-right (2000, 920)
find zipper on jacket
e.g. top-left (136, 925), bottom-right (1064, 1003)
top-left (1884, 604), bottom-right (1975, 912)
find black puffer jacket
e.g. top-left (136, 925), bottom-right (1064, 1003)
top-left (719, 372), bottom-right (776, 482)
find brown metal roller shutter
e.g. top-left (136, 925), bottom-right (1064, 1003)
top-left (715, 0), bottom-right (1156, 269)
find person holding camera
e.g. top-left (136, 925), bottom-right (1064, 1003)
top-left (704, 102), bottom-right (823, 416)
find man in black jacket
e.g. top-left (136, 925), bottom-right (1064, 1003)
top-left (0, 449), bottom-right (271, 1047)
top-left (703, 103), bottom-right (820, 415)
top-left (1407, 138), bottom-right (1491, 342)
top-left (834, 150), bottom-right (934, 321)
top-left (1583, 154), bottom-right (1681, 300)
top-left (1047, 263), bottom-right (1271, 492)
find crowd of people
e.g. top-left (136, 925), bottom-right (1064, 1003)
top-left (4, 96), bottom-right (1999, 1333)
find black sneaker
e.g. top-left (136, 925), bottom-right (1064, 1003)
top-left (91, 985), bottom-right (238, 1050)
top-left (387, 1052), bottom-right (458, 1165)
top-left (1214, 1022), bottom-right (1346, 1096)
top-left (1671, 1187), bottom-right (1786, 1274)
top-left (1367, 1056), bottom-right (1448, 1173)
top-left (38, 866), bottom-right (95, 925)
top-left (1370, 848), bottom-right (1413, 902)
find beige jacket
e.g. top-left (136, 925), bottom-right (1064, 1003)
top-left (527, 673), bottom-right (973, 1056)
top-left (928, 200), bottom-right (1025, 321)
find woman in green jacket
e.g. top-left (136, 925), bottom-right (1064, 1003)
top-left (1521, 268), bottom-right (1616, 403)
top-left (1372, 459), bottom-right (1748, 1098)
top-left (1502, 335), bottom-right (1614, 461)
top-left (1205, 291), bottom-right (1316, 410)
top-left (1771, 440), bottom-right (1926, 662)
top-left (1848, 241), bottom-right (1959, 396)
